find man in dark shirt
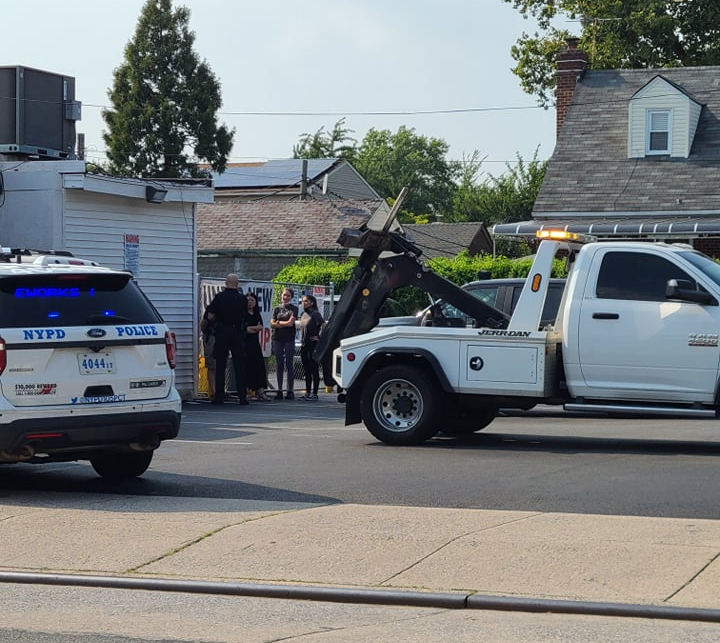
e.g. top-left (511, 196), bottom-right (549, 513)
top-left (206, 273), bottom-right (248, 405)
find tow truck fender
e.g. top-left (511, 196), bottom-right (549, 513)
top-left (344, 347), bottom-right (453, 426)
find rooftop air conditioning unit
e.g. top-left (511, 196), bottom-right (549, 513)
top-left (0, 65), bottom-right (81, 160)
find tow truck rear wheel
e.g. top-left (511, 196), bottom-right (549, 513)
top-left (90, 450), bottom-right (154, 479)
top-left (360, 364), bottom-right (439, 445)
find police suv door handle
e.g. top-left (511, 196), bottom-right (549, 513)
top-left (592, 312), bottom-right (620, 320)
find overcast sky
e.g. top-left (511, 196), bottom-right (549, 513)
top-left (5, 0), bottom-right (568, 175)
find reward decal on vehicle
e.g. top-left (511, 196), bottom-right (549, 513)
top-left (115, 325), bottom-right (159, 337)
top-left (15, 383), bottom-right (57, 396)
top-left (71, 394), bottom-right (127, 404)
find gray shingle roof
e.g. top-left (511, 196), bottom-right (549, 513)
top-left (536, 66), bottom-right (720, 216)
top-left (402, 223), bottom-right (492, 258)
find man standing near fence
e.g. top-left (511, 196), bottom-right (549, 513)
top-left (206, 273), bottom-right (249, 405)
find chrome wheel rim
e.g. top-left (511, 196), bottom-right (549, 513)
top-left (372, 378), bottom-right (424, 433)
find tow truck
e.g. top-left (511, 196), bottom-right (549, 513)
top-left (316, 193), bottom-right (720, 445)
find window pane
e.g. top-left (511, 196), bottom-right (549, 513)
top-left (649, 131), bottom-right (669, 151)
top-left (596, 252), bottom-right (694, 301)
top-left (0, 274), bottom-right (163, 327)
top-left (650, 111), bottom-right (669, 130)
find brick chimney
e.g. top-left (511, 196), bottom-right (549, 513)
top-left (555, 37), bottom-right (589, 136)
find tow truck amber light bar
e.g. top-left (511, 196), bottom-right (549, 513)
top-left (536, 230), bottom-right (595, 243)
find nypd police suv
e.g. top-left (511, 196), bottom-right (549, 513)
top-left (0, 249), bottom-right (181, 478)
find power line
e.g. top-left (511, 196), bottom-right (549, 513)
top-left (75, 101), bottom-right (543, 116)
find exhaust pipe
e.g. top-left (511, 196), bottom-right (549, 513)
top-left (129, 436), bottom-right (160, 451)
top-left (0, 445), bottom-right (35, 462)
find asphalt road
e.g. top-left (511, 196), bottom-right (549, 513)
top-left (2, 399), bottom-right (720, 642)
top-left (1, 399), bottom-right (720, 519)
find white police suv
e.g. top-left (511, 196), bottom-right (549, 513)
top-left (0, 249), bottom-right (181, 478)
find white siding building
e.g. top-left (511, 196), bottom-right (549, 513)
top-left (0, 160), bottom-right (213, 398)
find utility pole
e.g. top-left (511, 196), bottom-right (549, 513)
top-left (300, 159), bottom-right (308, 201)
top-left (77, 133), bottom-right (85, 160)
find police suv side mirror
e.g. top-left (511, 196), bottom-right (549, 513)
top-left (666, 279), bottom-right (718, 305)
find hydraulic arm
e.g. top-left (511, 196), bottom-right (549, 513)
top-left (314, 225), bottom-right (509, 364)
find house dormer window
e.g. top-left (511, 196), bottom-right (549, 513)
top-left (628, 76), bottom-right (700, 159)
top-left (647, 109), bottom-right (671, 154)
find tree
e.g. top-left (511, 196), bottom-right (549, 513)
top-left (503, 0), bottom-right (720, 106)
top-left (445, 151), bottom-right (486, 223)
top-left (450, 149), bottom-right (546, 226)
top-left (352, 126), bottom-right (462, 221)
top-left (102, 0), bottom-right (234, 178)
top-left (293, 118), bottom-right (357, 161)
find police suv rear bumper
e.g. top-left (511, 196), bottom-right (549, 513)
top-left (0, 409), bottom-right (180, 461)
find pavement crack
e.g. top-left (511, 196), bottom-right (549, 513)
top-left (126, 510), bottom-right (296, 574)
top-left (263, 610), bottom-right (447, 641)
top-left (664, 550), bottom-right (720, 602)
top-left (380, 513), bottom-right (542, 585)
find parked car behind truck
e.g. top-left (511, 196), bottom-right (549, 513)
top-left (379, 278), bottom-right (566, 330)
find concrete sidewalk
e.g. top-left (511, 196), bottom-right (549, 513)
top-left (0, 493), bottom-right (719, 612)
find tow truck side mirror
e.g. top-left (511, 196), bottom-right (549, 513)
top-left (666, 279), bottom-right (718, 305)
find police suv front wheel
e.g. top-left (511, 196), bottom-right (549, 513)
top-left (90, 451), bottom-right (154, 479)
top-left (360, 364), bottom-right (439, 445)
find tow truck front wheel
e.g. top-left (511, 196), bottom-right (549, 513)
top-left (360, 365), bottom-right (439, 445)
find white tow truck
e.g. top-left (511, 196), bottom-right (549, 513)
top-left (316, 222), bottom-right (720, 445)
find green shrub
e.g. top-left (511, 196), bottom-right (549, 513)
top-left (274, 257), bottom-right (355, 292)
top-left (272, 252), bottom-right (568, 314)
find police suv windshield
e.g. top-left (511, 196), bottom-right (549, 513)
top-left (0, 273), bottom-right (162, 328)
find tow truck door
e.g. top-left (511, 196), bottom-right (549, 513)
top-left (576, 248), bottom-right (720, 403)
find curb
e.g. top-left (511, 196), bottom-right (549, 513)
top-left (2, 571), bottom-right (720, 624)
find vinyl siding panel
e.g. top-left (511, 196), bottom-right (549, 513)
top-left (688, 101), bottom-right (702, 153)
top-left (63, 191), bottom-right (198, 398)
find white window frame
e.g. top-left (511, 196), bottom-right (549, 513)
top-left (646, 109), bottom-right (671, 155)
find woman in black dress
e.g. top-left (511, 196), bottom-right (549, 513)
top-left (245, 291), bottom-right (270, 400)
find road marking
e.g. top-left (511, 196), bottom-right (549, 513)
top-left (172, 440), bottom-right (253, 445)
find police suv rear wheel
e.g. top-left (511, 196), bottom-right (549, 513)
top-left (90, 451), bottom-right (154, 479)
top-left (360, 365), bottom-right (439, 445)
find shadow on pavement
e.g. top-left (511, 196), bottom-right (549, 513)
top-left (429, 432), bottom-right (720, 456)
top-left (0, 466), bottom-right (340, 510)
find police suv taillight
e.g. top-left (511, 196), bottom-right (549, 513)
top-left (165, 331), bottom-right (177, 369)
top-left (0, 336), bottom-right (5, 375)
